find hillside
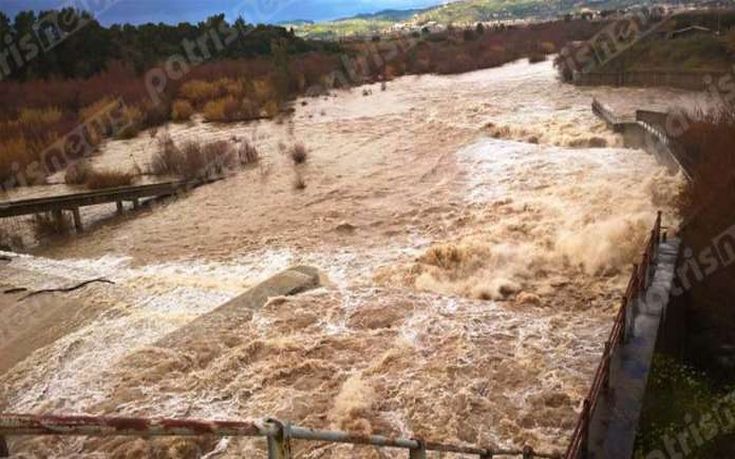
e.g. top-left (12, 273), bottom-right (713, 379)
top-left (292, 0), bottom-right (651, 38)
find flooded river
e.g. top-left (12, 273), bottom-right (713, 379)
top-left (0, 59), bottom-right (698, 457)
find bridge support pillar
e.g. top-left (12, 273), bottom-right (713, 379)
top-left (0, 435), bottom-right (8, 457)
top-left (116, 201), bottom-right (124, 215)
top-left (132, 199), bottom-right (140, 210)
top-left (71, 208), bottom-right (82, 233)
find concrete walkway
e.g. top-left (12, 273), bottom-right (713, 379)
top-left (588, 239), bottom-right (680, 458)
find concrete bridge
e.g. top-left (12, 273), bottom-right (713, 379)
top-left (592, 99), bottom-right (695, 180)
top-left (0, 180), bottom-right (202, 233)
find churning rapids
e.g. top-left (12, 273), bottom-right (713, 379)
top-left (0, 59), bottom-right (700, 457)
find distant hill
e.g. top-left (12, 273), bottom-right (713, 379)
top-left (292, 0), bottom-right (674, 38)
top-left (349, 8), bottom-right (430, 22)
top-left (278, 19), bottom-right (314, 26)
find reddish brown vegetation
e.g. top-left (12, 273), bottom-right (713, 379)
top-left (675, 107), bottom-right (735, 376)
top-left (0, 20), bottom-right (600, 190)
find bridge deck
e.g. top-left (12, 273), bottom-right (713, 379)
top-left (588, 239), bottom-right (681, 458)
top-left (0, 180), bottom-right (192, 232)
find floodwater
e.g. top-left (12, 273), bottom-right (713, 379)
top-left (0, 58), bottom-right (698, 457)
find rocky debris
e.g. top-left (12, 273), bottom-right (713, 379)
top-left (335, 221), bottom-right (357, 234)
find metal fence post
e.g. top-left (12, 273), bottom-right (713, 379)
top-left (409, 439), bottom-right (426, 459)
top-left (266, 419), bottom-right (292, 459)
top-left (580, 400), bottom-right (590, 458)
top-left (603, 341), bottom-right (612, 390)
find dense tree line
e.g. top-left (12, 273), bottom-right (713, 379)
top-left (0, 8), bottom-right (339, 81)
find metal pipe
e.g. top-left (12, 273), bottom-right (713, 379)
top-left (0, 414), bottom-right (274, 438)
top-left (0, 414), bottom-right (560, 457)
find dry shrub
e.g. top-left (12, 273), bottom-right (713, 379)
top-left (677, 108), bottom-right (735, 219)
top-left (150, 136), bottom-right (181, 177)
top-left (222, 78), bottom-right (245, 98)
top-left (32, 212), bottom-right (72, 238)
top-left (80, 97), bottom-right (116, 121)
top-left (238, 140), bottom-right (259, 165)
top-left (171, 100), bottom-right (195, 122)
top-left (151, 135), bottom-right (238, 180)
top-left (252, 79), bottom-right (276, 103)
top-left (85, 169), bottom-right (135, 189)
top-left (203, 96), bottom-right (240, 122)
top-left (293, 171), bottom-right (307, 190)
top-left (64, 160), bottom-right (92, 185)
top-left (675, 107), bottom-right (735, 375)
top-left (0, 136), bottom-right (48, 187)
top-left (289, 143), bottom-right (308, 165)
top-left (261, 100), bottom-right (280, 118)
top-left (179, 80), bottom-right (222, 105)
top-left (0, 225), bottom-right (23, 251)
top-left (115, 105), bottom-right (143, 139)
top-left (18, 107), bottom-right (62, 126)
top-left (528, 53), bottom-right (547, 64)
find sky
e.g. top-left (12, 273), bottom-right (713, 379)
top-left (0, 0), bottom-right (449, 25)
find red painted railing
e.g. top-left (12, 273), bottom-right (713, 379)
top-left (564, 211), bottom-right (663, 459)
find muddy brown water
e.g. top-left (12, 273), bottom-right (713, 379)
top-left (0, 59), bottom-right (706, 457)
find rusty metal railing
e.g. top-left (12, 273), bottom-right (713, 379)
top-left (564, 211), bottom-right (663, 459)
top-left (0, 413), bottom-right (560, 458)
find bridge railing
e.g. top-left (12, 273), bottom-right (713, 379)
top-left (564, 211), bottom-right (662, 459)
top-left (635, 110), bottom-right (695, 181)
top-left (591, 98), bottom-right (622, 129)
top-left (0, 413), bottom-right (560, 458)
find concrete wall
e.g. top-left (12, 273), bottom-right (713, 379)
top-left (574, 70), bottom-right (725, 91)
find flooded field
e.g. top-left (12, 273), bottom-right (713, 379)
top-left (0, 59), bottom-right (696, 457)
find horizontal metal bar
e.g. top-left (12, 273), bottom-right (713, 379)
top-left (289, 425), bottom-right (419, 450)
top-left (0, 414), bottom-right (274, 438)
top-left (0, 414), bottom-right (559, 457)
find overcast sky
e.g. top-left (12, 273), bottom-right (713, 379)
top-left (0, 0), bottom-right (449, 25)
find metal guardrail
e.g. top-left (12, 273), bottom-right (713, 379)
top-left (0, 414), bottom-right (560, 458)
top-left (591, 98), bottom-right (623, 131)
top-left (564, 212), bottom-right (662, 459)
top-left (634, 111), bottom-right (695, 181)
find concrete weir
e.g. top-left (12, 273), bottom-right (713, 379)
top-left (588, 239), bottom-right (681, 458)
top-left (157, 266), bottom-right (321, 349)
